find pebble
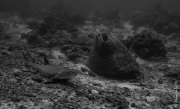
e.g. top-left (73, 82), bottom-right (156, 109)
top-left (146, 96), bottom-right (156, 102)
top-left (9, 78), bottom-right (17, 83)
top-left (13, 68), bottom-right (22, 73)
top-left (1, 50), bottom-right (11, 56)
top-left (167, 105), bottom-right (174, 109)
top-left (100, 105), bottom-right (106, 109)
top-left (91, 90), bottom-right (98, 95)
top-left (131, 103), bottom-right (137, 108)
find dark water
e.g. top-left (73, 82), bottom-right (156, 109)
top-left (30, 0), bottom-right (180, 15)
top-left (0, 0), bottom-right (179, 16)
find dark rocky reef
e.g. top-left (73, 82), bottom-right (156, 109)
top-left (26, 32), bottom-right (44, 45)
top-left (26, 2), bottom-right (85, 36)
top-left (87, 33), bottom-right (140, 80)
top-left (37, 15), bottom-right (78, 35)
top-left (153, 20), bottom-right (180, 35)
top-left (124, 30), bottom-right (167, 60)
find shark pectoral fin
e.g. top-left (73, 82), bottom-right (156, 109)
top-left (49, 73), bottom-right (61, 80)
top-left (41, 73), bottom-right (60, 84)
top-left (44, 57), bottom-right (50, 65)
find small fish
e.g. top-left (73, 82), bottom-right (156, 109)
top-left (22, 51), bottom-right (80, 80)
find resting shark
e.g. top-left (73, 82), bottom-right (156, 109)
top-left (22, 51), bottom-right (80, 80)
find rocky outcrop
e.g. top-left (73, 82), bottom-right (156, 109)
top-left (87, 33), bottom-right (140, 80)
top-left (124, 30), bottom-right (167, 60)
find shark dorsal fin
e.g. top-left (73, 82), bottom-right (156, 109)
top-left (44, 57), bottom-right (50, 65)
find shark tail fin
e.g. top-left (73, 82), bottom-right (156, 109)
top-left (44, 57), bottom-right (50, 65)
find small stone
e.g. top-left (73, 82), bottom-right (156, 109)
top-left (68, 93), bottom-right (76, 100)
top-left (146, 96), bottom-right (156, 102)
top-left (167, 105), bottom-right (174, 109)
top-left (100, 105), bottom-right (106, 109)
top-left (160, 95), bottom-right (174, 105)
top-left (27, 80), bottom-right (35, 85)
top-left (31, 76), bottom-right (43, 83)
top-left (42, 100), bottom-right (49, 103)
top-left (1, 50), bottom-right (11, 56)
top-left (13, 68), bottom-right (22, 73)
top-left (9, 78), bottom-right (17, 83)
top-left (131, 103), bottom-right (137, 107)
top-left (8, 47), bottom-right (13, 51)
top-left (91, 90), bottom-right (98, 95)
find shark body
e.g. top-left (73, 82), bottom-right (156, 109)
top-left (22, 51), bottom-right (80, 80)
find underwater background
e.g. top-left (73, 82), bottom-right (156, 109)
top-left (30, 0), bottom-right (180, 15)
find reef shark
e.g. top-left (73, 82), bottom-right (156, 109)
top-left (22, 51), bottom-right (80, 80)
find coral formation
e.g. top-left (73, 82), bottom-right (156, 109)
top-left (87, 33), bottom-right (140, 80)
top-left (124, 30), bottom-right (167, 59)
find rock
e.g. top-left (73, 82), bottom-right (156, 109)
top-left (167, 105), bottom-right (174, 109)
top-left (31, 75), bottom-right (44, 83)
top-left (67, 93), bottom-right (76, 100)
top-left (91, 90), bottom-right (98, 95)
top-left (50, 50), bottom-right (67, 59)
top-left (1, 50), bottom-right (11, 56)
top-left (87, 33), bottom-right (140, 80)
top-left (130, 103), bottom-right (137, 108)
top-left (9, 78), bottom-right (17, 83)
top-left (146, 96), bottom-right (156, 102)
top-left (13, 68), bottom-right (22, 73)
top-left (124, 30), bottom-right (167, 60)
top-left (37, 51), bottom-right (47, 57)
top-left (166, 45), bottom-right (177, 52)
top-left (67, 53), bottom-right (81, 61)
top-left (100, 105), bottom-right (106, 109)
top-left (75, 63), bottom-right (96, 77)
top-left (26, 33), bottom-right (44, 45)
top-left (160, 94), bottom-right (174, 105)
